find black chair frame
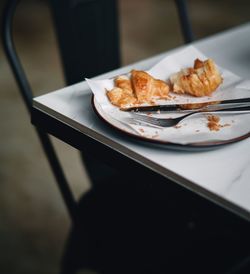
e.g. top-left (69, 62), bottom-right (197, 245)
top-left (2, 0), bottom-right (194, 223)
top-left (2, 0), bottom-right (77, 222)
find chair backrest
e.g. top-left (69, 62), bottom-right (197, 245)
top-left (48, 0), bottom-right (194, 188)
top-left (49, 0), bottom-right (194, 85)
top-left (50, 0), bottom-right (121, 85)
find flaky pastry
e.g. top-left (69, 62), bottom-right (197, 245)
top-left (106, 87), bottom-right (137, 108)
top-left (170, 59), bottom-right (223, 97)
top-left (106, 70), bottom-right (169, 108)
top-left (106, 58), bottom-right (222, 109)
top-left (115, 75), bottom-right (134, 95)
top-left (131, 70), bottom-right (169, 103)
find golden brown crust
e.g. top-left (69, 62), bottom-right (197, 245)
top-left (131, 70), bottom-right (169, 103)
top-left (170, 58), bottom-right (223, 97)
top-left (107, 70), bottom-right (170, 108)
top-left (131, 70), bottom-right (154, 103)
top-left (106, 87), bottom-right (137, 108)
top-left (203, 59), bottom-right (222, 92)
top-left (115, 75), bottom-right (133, 95)
top-left (152, 79), bottom-right (170, 99)
top-left (194, 58), bottom-right (204, 69)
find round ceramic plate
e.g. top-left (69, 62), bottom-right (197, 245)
top-left (92, 96), bottom-right (250, 151)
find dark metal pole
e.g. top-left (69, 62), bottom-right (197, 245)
top-left (175, 0), bottom-right (195, 43)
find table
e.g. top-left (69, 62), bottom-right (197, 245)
top-left (32, 23), bottom-right (250, 221)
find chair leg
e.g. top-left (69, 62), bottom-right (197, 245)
top-left (225, 253), bottom-right (250, 274)
top-left (60, 242), bottom-right (79, 274)
top-left (60, 265), bottom-right (77, 274)
top-left (79, 151), bottom-right (119, 186)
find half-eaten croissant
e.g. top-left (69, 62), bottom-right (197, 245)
top-left (170, 59), bottom-right (223, 97)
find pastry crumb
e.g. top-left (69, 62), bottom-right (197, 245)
top-left (174, 124), bottom-right (182, 129)
top-left (207, 115), bottom-right (231, 131)
top-left (207, 115), bottom-right (221, 131)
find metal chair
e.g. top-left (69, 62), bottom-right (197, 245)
top-left (2, 0), bottom-right (193, 227)
top-left (4, 1), bottom-right (250, 274)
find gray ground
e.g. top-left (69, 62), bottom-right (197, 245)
top-left (0, 0), bottom-right (249, 273)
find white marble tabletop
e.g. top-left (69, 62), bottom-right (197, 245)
top-left (33, 23), bottom-right (250, 221)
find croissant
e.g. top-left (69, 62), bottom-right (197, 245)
top-left (170, 59), bottom-right (223, 97)
top-left (107, 70), bottom-right (170, 108)
top-left (131, 70), bottom-right (169, 103)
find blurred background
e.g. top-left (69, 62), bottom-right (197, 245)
top-left (0, 0), bottom-right (249, 273)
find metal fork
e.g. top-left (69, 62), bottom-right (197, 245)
top-left (130, 106), bottom-right (250, 127)
top-left (130, 112), bottom-right (200, 127)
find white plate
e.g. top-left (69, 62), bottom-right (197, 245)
top-left (92, 96), bottom-right (250, 150)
